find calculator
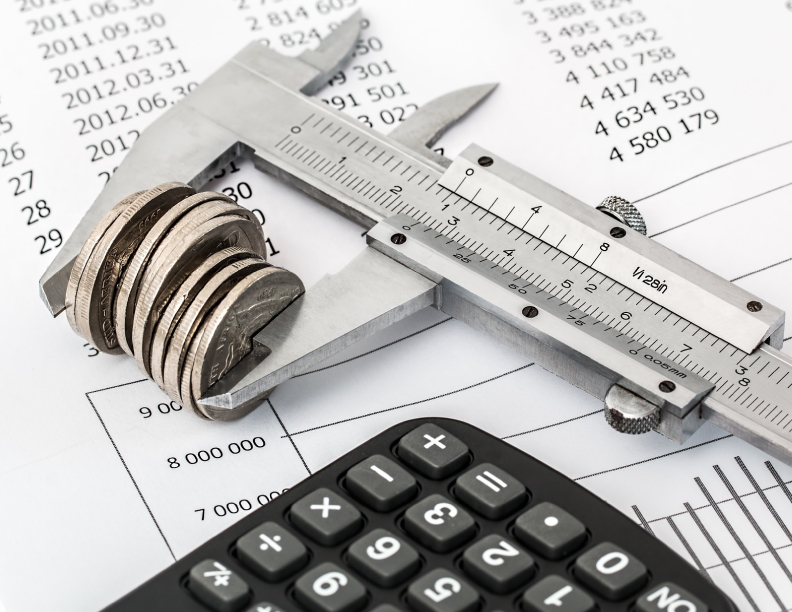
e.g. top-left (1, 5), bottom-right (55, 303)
top-left (102, 417), bottom-right (736, 612)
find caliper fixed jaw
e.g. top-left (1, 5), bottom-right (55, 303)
top-left (39, 10), bottom-right (365, 316)
top-left (197, 246), bottom-right (439, 416)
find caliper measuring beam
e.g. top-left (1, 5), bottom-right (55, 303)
top-left (40, 13), bottom-right (792, 465)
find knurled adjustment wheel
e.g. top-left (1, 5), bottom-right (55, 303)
top-left (597, 196), bottom-right (647, 236)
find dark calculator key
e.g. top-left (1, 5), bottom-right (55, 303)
top-left (398, 423), bottom-right (469, 479)
top-left (294, 562), bottom-right (367, 612)
top-left (636, 582), bottom-right (709, 612)
top-left (574, 542), bottom-right (648, 600)
top-left (290, 487), bottom-right (363, 546)
top-left (461, 534), bottom-right (534, 593)
top-left (406, 568), bottom-right (479, 612)
top-left (346, 454), bottom-right (418, 511)
top-left (522, 575), bottom-right (595, 612)
top-left (236, 521), bottom-right (308, 581)
top-left (514, 502), bottom-right (586, 559)
top-left (454, 463), bottom-right (526, 519)
top-left (404, 493), bottom-right (476, 552)
top-left (245, 603), bottom-right (289, 612)
top-left (370, 606), bottom-right (405, 612)
top-left (187, 559), bottom-right (250, 612)
top-left (347, 528), bottom-right (420, 587)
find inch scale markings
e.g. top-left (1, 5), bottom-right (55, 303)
top-left (273, 108), bottom-right (792, 445)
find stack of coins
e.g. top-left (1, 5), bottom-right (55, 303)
top-left (66, 182), bottom-right (304, 420)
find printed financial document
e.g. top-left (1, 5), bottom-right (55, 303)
top-left (1, 1), bottom-right (792, 610)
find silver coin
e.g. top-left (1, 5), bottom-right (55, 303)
top-left (186, 265), bottom-right (304, 420)
top-left (131, 202), bottom-right (265, 376)
top-left (65, 190), bottom-right (145, 335)
top-left (161, 258), bottom-right (269, 404)
top-left (149, 246), bottom-right (264, 390)
top-left (74, 182), bottom-right (195, 353)
top-left (113, 191), bottom-right (234, 356)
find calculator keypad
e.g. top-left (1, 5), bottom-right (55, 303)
top-left (574, 542), bottom-right (648, 600)
top-left (522, 575), bottom-right (596, 612)
top-left (119, 420), bottom-right (728, 612)
top-left (635, 582), bottom-right (709, 612)
top-left (346, 454), bottom-right (418, 511)
top-left (346, 528), bottom-right (420, 587)
top-left (245, 602), bottom-right (289, 612)
top-left (454, 463), bottom-right (526, 519)
top-left (514, 502), bottom-right (587, 560)
top-left (293, 562), bottom-right (367, 612)
top-left (236, 521), bottom-right (308, 582)
top-left (406, 568), bottom-right (479, 612)
top-left (397, 423), bottom-right (469, 479)
top-left (404, 493), bottom-right (476, 552)
top-left (461, 534), bottom-right (535, 593)
top-left (290, 488), bottom-right (363, 546)
top-left (188, 559), bottom-right (250, 612)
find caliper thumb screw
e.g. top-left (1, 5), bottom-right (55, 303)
top-left (597, 196), bottom-right (648, 236)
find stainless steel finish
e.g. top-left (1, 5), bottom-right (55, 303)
top-left (597, 196), bottom-right (647, 235)
top-left (187, 266), bottom-right (303, 420)
top-left (198, 248), bottom-right (438, 411)
top-left (46, 10), bottom-right (792, 463)
top-left (388, 84), bottom-right (497, 168)
top-left (604, 385), bottom-right (661, 434)
top-left (439, 145), bottom-right (783, 353)
top-left (39, 13), bottom-right (364, 316)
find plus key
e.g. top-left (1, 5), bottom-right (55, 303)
top-left (398, 423), bottom-right (470, 479)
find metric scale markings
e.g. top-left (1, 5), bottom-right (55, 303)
top-left (270, 106), bottom-right (792, 450)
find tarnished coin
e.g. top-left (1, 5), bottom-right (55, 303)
top-left (74, 182), bottom-right (195, 353)
top-left (131, 202), bottom-right (266, 375)
top-left (149, 247), bottom-right (264, 390)
top-left (185, 265), bottom-right (304, 420)
top-left (113, 191), bottom-right (235, 355)
top-left (65, 191), bottom-right (145, 334)
top-left (162, 258), bottom-right (270, 403)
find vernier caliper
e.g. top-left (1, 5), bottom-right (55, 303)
top-left (39, 13), bottom-right (792, 465)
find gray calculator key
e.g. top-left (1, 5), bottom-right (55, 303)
top-left (404, 493), bottom-right (476, 552)
top-left (347, 528), bottom-right (420, 587)
top-left (187, 559), bottom-right (250, 612)
top-left (245, 603), bottom-right (289, 612)
top-left (294, 562), bottom-right (367, 612)
top-left (236, 521), bottom-right (308, 581)
top-left (461, 534), bottom-right (535, 593)
top-left (290, 487), bottom-right (362, 546)
top-left (406, 568), bottom-right (479, 612)
top-left (371, 606), bottom-right (405, 612)
top-left (454, 463), bottom-right (526, 519)
top-left (346, 454), bottom-right (418, 511)
top-left (398, 424), bottom-right (469, 479)
top-left (636, 582), bottom-right (709, 612)
top-left (522, 575), bottom-right (595, 612)
top-left (574, 541), bottom-right (648, 600)
top-left (514, 502), bottom-right (586, 559)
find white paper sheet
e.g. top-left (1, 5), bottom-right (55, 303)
top-left (1, 1), bottom-right (791, 610)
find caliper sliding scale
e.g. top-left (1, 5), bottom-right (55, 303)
top-left (40, 13), bottom-right (792, 465)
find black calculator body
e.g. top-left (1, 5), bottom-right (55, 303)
top-left (103, 417), bottom-right (736, 612)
